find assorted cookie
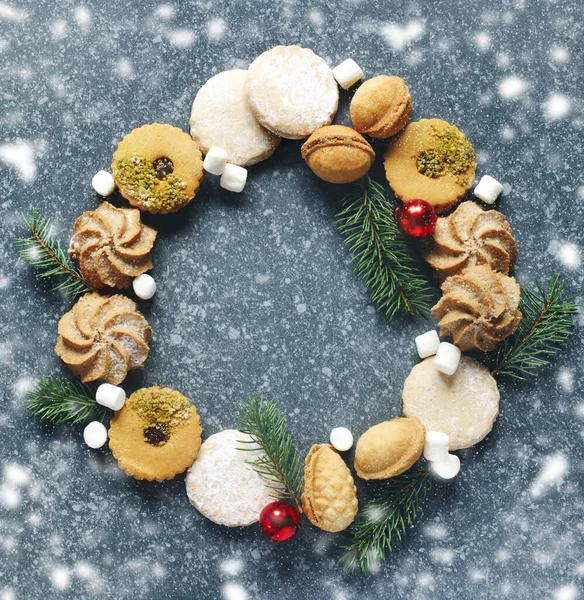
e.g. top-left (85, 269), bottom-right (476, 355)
top-left (354, 417), bottom-right (426, 480)
top-left (246, 45), bottom-right (339, 139)
top-left (108, 386), bottom-right (202, 481)
top-left (185, 429), bottom-right (277, 527)
top-left (190, 69), bottom-right (281, 167)
top-left (423, 201), bottom-right (518, 279)
top-left (350, 75), bottom-right (412, 139)
top-left (112, 123), bottom-right (204, 214)
top-left (402, 355), bottom-right (500, 450)
top-left (68, 201), bottom-right (156, 290)
top-left (384, 119), bottom-right (476, 213)
top-left (55, 292), bottom-right (152, 384)
top-left (432, 265), bottom-right (522, 352)
top-left (301, 125), bottom-right (375, 184)
top-left (301, 444), bottom-right (358, 533)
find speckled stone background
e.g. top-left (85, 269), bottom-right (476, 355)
top-left (1, 1), bottom-right (583, 599)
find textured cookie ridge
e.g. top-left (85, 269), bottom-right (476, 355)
top-left (55, 292), bottom-right (152, 384)
top-left (68, 201), bottom-right (156, 290)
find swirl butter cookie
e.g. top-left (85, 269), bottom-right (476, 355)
top-left (112, 123), bottom-right (204, 214)
top-left (246, 45), bottom-right (339, 139)
top-left (190, 69), bottom-right (280, 167)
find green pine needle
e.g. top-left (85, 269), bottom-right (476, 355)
top-left (234, 394), bottom-right (304, 512)
top-left (13, 208), bottom-right (94, 298)
top-left (491, 274), bottom-right (579, 379)
top-left (337, 178), bottom-right (434, 321)
top-left (340, 465), bottom-right (431, 575)
top-left (26, 376), bottom-right (109, 425)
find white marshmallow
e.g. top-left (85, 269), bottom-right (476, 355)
top-left (431, 453), bottom-right (460, 479)
top-left (203, 146), bottom-right (229, 176)
top-left (330, 427), bottom-right (354, 452)
top-left (95, 383), bottom-right (126, 411)
top-left (332, 59), bottom-right (364, 90)
top-left (133, 273), bottom-right (156, 300)
top-left (434, 342), bottom-right (461, 376)
top-left (423, 431), bottom-right (450, 462)
top-left (83, 421), bottom-right (108, 449)
top-left (474, 175), bottom-right (503, 204)
top-left (415, 330), bottom-right (441, 359)
top-left (91, 170), bottom-right (116, 196)
top-left (220, 163), bottom-right (248, 193)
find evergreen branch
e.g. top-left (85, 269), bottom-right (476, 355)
top-left (13, 208), bottom-right (94, 298)
top-left (340, 465), bottom-right (431, 575)
top-left (234, 394), bottom-right (304, 513)
top-left (491, 274), bottom-right (578, 379)
top-left (26, 376), bottom-right (109, 425)
top-left (336, 178), bottom-right (433, 321)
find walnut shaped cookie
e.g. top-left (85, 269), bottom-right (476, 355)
top-left (68, 201), bottom-right (156, 290)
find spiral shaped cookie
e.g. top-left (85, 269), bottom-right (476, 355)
top-left (432, 265), bottom-right (522, 352)
top-left (55, 292), bottom-right (152, 384)
top-left (68, 202), bottom-right (156, 290)
top-left (423, 201), bottom-right (518, 279)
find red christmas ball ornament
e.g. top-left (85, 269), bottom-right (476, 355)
top-left (259, 501), bottom-right (300, 542)
top-left (394, 199), bottom-right (437, 238)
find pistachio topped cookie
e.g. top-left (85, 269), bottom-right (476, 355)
top-left (112, 124), bottom-right (204, 214)
top-left (108, 386), bottom-right (202, 481)
top-left (384, 119), bottom-right (476, 213)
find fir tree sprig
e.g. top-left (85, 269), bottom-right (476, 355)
top-left (26, 376), bottom-right (109, 425)
top-left (340, 465), bottom-right (431, 575)
top-left (336, 178), bottom-right (433, 321)
top-left (13, 208), bottom-right (94, 298)
top-left (234, 394), bottom-right (304, 513)
top-left (491, 274), bottom-right (579, 379)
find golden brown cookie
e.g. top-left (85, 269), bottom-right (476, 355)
top-left (353, 417), bottom-right (425, 480)
top-left (55, 292), bottom-right (152, 384)
top-left (112, 123), bottom-right (204, 214)
top-left (301, 125), bottom-right (375, 184)
top-left (423, 201), bottom-right (518, 279)
top-left (190, 69), bottom-right (280, 167)
top-left (246, 45), bottom-right (339, 139)
top-left (301, 444), bottom-right (358, 533)
top-left (432, 264), bottom-right (522, 352)
top-left (68, 201), bottom-right (157, 289)
top-left (108, 386), bottom-right (202, 481)
top-left (402, 356), bottom-right (500, 450)
top-left (384, 119), bottom-right (476, 213)
top-left (350, 75), bottom-right (412, 139)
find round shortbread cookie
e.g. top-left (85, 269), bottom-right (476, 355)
top-left (402, 356), bottom-right (499, 450)
top-left (246, 45), bottom-right (339, 140)
top-left (190, 69), bottom-right (280, 167)
top-left (185, 429), bottom-right (278, 527)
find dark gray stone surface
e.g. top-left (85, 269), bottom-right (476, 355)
top-left (0, 1), bottom-right (583, 598)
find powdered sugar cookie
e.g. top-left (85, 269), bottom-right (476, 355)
top-left (246, 45), bottom-right (339, 139)
top-left (190, 69), bottom-right (280, 167)
top-left (185, 429), bottom-right (279, 527)
top-left (402, 356), bottom-right (499, 450)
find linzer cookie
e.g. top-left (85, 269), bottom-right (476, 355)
top-left (301, 444), bottom-right (358, 533)
top-left (402, 356), bottom-right (500, 450)
top-left (55, 292), bottom-right (152, 384)
top-left (432, 264), bottom-right (522, 352)
top-left (68, 201), bottom-right (156, 290)
top-left (246, 45), bottom-right (339, 139)
top-left (112, 123), bottom-right (204, 214)
top-left (108, 386), bottom-right (202, 481)
top-left (190, 69), bottom-right (280, 167)
top-left (423, 201), bottom-right (518, 279)
top-left (384, 118), bottom-right (476, 213)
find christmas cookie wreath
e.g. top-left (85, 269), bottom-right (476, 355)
top-left (13, 45), bottom-right (578, 576)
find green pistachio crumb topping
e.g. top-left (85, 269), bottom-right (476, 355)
top-left (132, 387), bottom-right (191, 446)
top-left (416, 125), bottom-right (475, 183)
top-left (113, 154), bottom-right (188, 211)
